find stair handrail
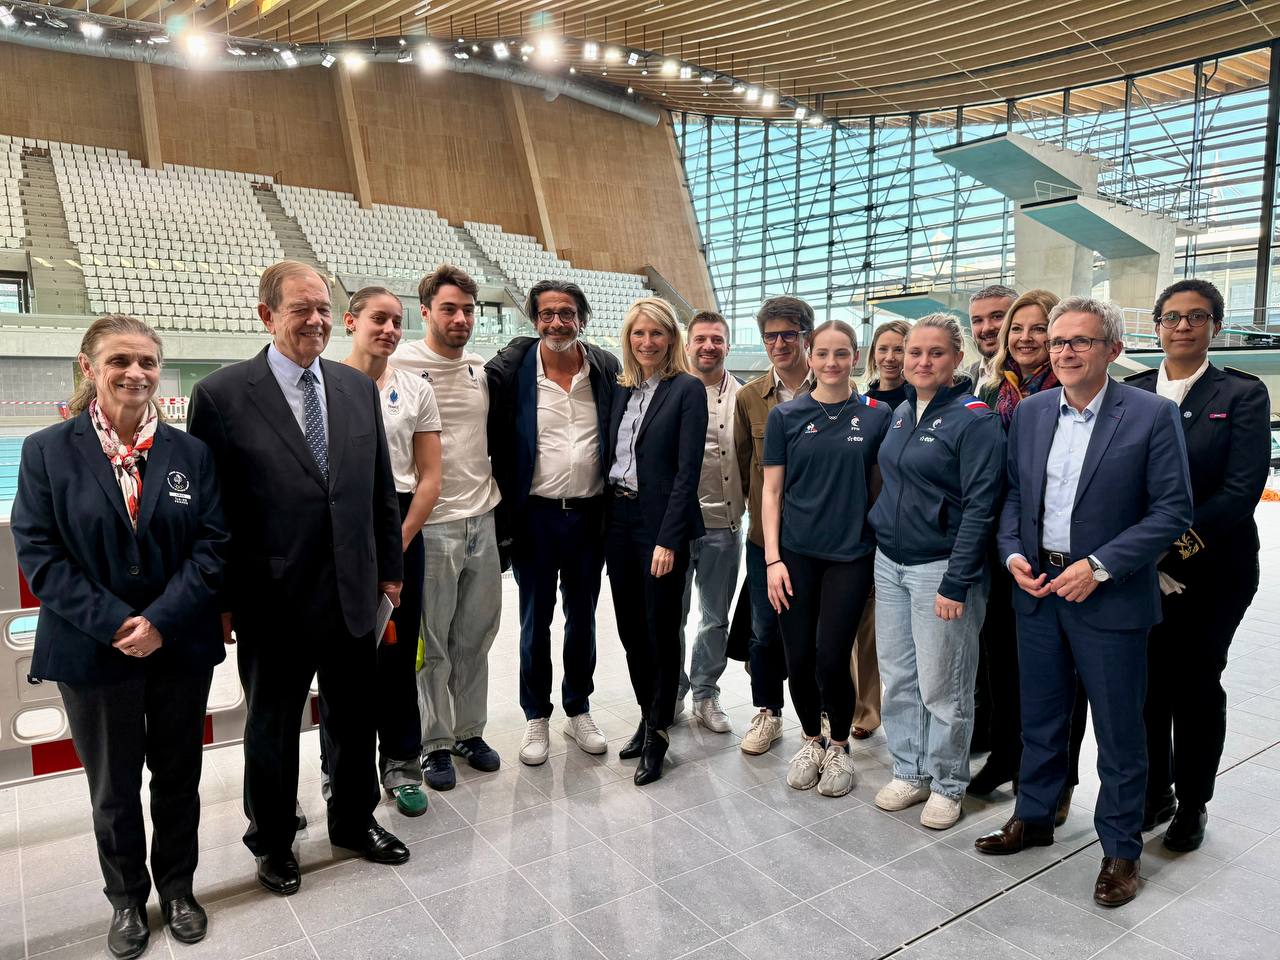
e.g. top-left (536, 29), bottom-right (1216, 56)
top-left (642, 265), bottom-right (699, 322)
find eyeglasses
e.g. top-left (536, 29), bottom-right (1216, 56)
top-left (1047, 336), bottom-right (1107, 354)
top-left (537, 309), bottom-right (579, 323)
top-left (762, 330), bottom-right (801, 344)
top-left (1157, 310), bottom-right (1213, 328)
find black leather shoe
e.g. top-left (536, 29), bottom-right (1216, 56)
top-left (1164, 804), bottom-right (1207, 852)
top-left (331, 823), bottom-right (410, 865)
top-left (1143, 789), bottom-right (1178, 832)
top-left (634, 728), bottom-right (668, 786)
top-left (256, 851), bottom-right (301, 895)
top-left (162, 895), bottom-right (208, 944)
top-left (107, 905), bottom-right (149, 960)
top-left (618, 720), bottom-right (647, 761)
top-left (967, 757), bottom-right (1018, 796)
top-left (1055, 786), bottom-right (1074, 827)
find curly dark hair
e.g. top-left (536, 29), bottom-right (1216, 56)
top-left (1153, 279), bottom-right (1224, 326)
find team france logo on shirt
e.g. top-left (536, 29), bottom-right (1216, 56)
top-left (847, 416), bottom-right (863, 442)
top-left (804, 422), bottom-right (818, 435)
top-left (387, 386), bottom-right (401, 416)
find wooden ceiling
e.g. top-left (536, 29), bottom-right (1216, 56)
top-left (57, 0), bottom-right (1280, 117)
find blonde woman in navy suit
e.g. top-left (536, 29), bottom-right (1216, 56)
top-left (12, 315), bottom-right (228, 959)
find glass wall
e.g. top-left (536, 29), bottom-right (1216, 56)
top-left (678, 47), bottom-right (1277, 346)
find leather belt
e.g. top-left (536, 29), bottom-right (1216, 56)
top-left (528, 495), bottom-right (601, 511)
top-left (611, 486), bottom-right (639, 500)
top-left (1039, 550), bottom-right (1074, 568)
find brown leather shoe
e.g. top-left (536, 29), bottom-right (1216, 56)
top-left (974, 815), bottom-right (1054, 855)
top-left (1055, 786), bottom-right (1074, 827)
top-left (1094, 857), bottom-right (1140, 907)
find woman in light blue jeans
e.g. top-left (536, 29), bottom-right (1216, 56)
top-left (866, 313), bottom-right (1006, 830)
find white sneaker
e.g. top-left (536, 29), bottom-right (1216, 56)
top-left (692, 697), bottom-right (732, 733)
top-left (519, 718), bottom-right (550, 766)
top-left (565, 712), bottom-right (608, 755)
top-left (740, 710), bottom-right (783, 755)
top-left (787, 738), bottom-right (826, 790)
top-left (874, 778), bottom-right (931, 812)
top-left (817, 745), bottom-right (856, 797)
top-left (920, 792), bottom-right (963, 830)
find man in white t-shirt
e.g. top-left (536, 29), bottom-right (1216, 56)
top-left (389, 265), bottom-right (502, 792)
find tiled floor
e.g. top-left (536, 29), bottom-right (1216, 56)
top-left (3, 507), bottom-right (1280, 960)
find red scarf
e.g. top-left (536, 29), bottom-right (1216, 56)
top-left (89, 399), bottom-right (158, 528)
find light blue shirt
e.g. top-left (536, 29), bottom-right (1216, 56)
top-left (608, 375), bottom-right (660, 491)
top-left (266, 343), bottom-right (328, 442)
top-left (1041, 383), bottom-right (1109, 554)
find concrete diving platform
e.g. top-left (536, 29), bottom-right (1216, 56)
top-left (933, 132), bottom-right (1103, 202)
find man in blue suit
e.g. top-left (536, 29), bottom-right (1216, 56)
top-left (486, 280), bottom-right (620, 766)
top-left (974, 296), bottom-right (1192, 909)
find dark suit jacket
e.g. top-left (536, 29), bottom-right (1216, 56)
top-left (485, 337), bottom-right (619, 551)
top-left (606, 372), bottom-right (708, 550)
top-left (997, 379), bottom-right (1193, 631)
top-left (1126, 364), bottom-right (1271, 580)
top-left (11, 416), bottom-right (228, 684)
top-left (187, 346), bottom-right (402, 638)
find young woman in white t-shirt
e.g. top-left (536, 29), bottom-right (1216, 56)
top-left (328, 286), bottom-right (442, 817)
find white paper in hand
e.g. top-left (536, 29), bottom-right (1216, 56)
top-left (375, 593), bottom-right (395, 647)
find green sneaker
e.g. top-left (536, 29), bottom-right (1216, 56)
top-left (391, 784), bottom-right (428, 817)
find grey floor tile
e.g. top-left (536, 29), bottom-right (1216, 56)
top-left (1230, 834), bottom-right (1280, 881)
top-left (518, 840), bottom-right (650, 917)
top-left (15, 773), bottom-right (90, 812)
top-left (474, 802), bottom-right (596, 867)
top-left (663, 721), bottom-right (741, 763)
top-left (555, 780), bottom-right (671, 838)
top-left (811, 870), bottom-right (950, 952)
top-left (514, 751), bottom-right (625, 801)
top-left (742, 779), bottom-right (852, 828)
top-left (678, 793), bottom-right (800, 854)
top-left (1224, 708), bottom-right (1280, 743)
top-left (16, 797), bottom-right (95, 848)
top-left (168, 888), bottom-right (305, 960)
top-left (422, 869), bottom-right (560, 956)
top-left (1215, 760), bottom-right (1280, 799)
top-left (604, 815), bottom-right (731, 882)
top-left (1030, 852), bottom-right (1180, 929)
top-left (881, 841), bottom-right (1012, 913)
top-left (0, 852), bottom-right (18, 906)
top-left (1185, 862), bottom-right (1280, 933)
top-left (441, 769), bottom-right (551, 825)
top-left (699, 748), bottom-right (788, 791)
top-left (573, 885), bottom-right (717, 960)
top-left (1171, 811), bottom-right (1268, 862)
top-left (1088, 933), bottom-right (1194, 960)
top-left (677, 941), bottom-right (750, 960)
top-left (24, 879), bottom-right (113, 956)
top-left (289, 856), bottom-right (414, 934)
top-left (894, 920), bottom-right (1036, 960)
top-left (739, 827), bottom-right (870, 900)
top-left (1136, 840), bottom-right (1227, 893)
top-left (963, 815), bottom-right (1101, 880)
top-left (660, 856), bottom-right (798, 936)
top-left (631, 762), bottom-right (740, 813)
top-left (394, 826), bottom-right (510, 899)
top-left (192, 839), bottom-right (263, 905)
top-left (240, 941), bottom-right (320, 960)
top-left (817, 803), bottom-right (936, 868)
top-left (21, 831), bottom-right (102, 898)
top-left (727, 903), bottom-right (877, 960)
top-left (0, 901), bottom-right (21, 960)
top-left (373, 793), bottom-right (469, 844)
top-left (1234, 694), bottom-right (1280, 721)
top-left (467, 921), bottom-right (601, 960)
top-left (196, 797), bottom-right (253, 852)
top-left (0, 813), bottom-right (15, 855)
top-left (1135, 895), bottom-right (1276, 960)
top-left (969, 886), bottom-right (1126, 960)
top-left (309, 901), bottom-right (458, 959)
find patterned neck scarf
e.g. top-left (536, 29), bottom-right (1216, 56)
top-left (89, 398), bottom-right (159, 528)
top-left (995, 357), bottom-right (1058, 428)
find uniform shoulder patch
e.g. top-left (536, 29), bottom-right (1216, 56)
top-left (864, 396), bottom-right (880, 407)
top-left (963, 398), bottom-right (988, 411)
top-left (1224, 366), bottom-right (1261, 382)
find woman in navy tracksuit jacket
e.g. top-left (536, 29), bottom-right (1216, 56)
top-left (867, 312), bottom-right (1006, 831)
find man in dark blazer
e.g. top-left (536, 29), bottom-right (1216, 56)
top-left (485, 280), bottom-right (619, 765)
top-left (188, 260), bottom-right (408, 896)
top-left (974, 296), bottom-right (1192, 909)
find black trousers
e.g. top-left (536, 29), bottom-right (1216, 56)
top-left (777, 548), bottom-right (874, 742)
top-left (59, 666), bottom-right (213, 909)
top-left (237, 581), bottom-right (379, 855)
top-left (975, 562), bottom-right (1019, 764)
top-left (1145, 557), bottom-right (1259, 807)
top-left (604, 495), bottom-right (689, 730)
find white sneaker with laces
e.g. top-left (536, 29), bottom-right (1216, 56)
top-left (920, 792), bottom-right (963, 830)
top-left (874, 778), bottom-right (931, 811)
top-left (787, 738), bottom-right (826, 790)
top-left (519, 718), bottom-right (550, 766)
top-left (740, 710), bottom-right (783, 755)
top-left (817, 744), bottom-right (856, 797)
top-left (565, 712), bottom-right (608, 755)
top-left (692, 697), bottom-right (732, 733)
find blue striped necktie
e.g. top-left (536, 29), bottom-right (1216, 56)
top-left (298, 369), bottom-right (329, 481)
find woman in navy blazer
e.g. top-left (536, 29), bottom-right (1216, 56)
top-left (11, 315), bottom-right (228, 959)
top-left (605, 297), bottom-right (708, 785)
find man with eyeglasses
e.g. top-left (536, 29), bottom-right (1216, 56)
top-left (965, 284), bottom-right (1018, 386)
top-left (390, 265), bottom-right (504, 790)
top-left (486, 280), bottom-right (621, 766)
top-left (733, 296), bottom-right (816, 755)
top-left (976, 296), bottom-right (1192, 909)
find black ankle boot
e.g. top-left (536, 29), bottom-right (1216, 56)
top-left (635, 728), bottom-right (669, 786)
top-left (619, 719), bottom-right (647, 760)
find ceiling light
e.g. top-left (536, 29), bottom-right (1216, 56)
top-left (678, 65), bottom-right (692, 80)
top-left (816, 54), bottom-right (837, 64)
top-left (419, 44), bottom-right (443, 69)
top-left (569, 66), bottom-right (576, 73)
top-left (537, 34), bottom-right (558, 59)
top-left (605, 46), bottom-right (621, 62)
top-left (78, 20), bottom-right (103, 39)
top-left (601, 68), bottom-right (607, 75)
top-left (398, 37), bottom-right (406, 46)
top-left (457, 36), bottom-right (464, 42)
top-left (321, 52), bottom-right (336, 67)
top-left (521, 54), bottom-right (528, 61)
top-left (661, 58), bottom-right (677, 76)
top-left (762, 91), bottom-right (776, 109)
top-left (471, 44), bottom-right (479, 52)
top-left (453, 50), bottom-right (469, 59)
top-left (44, 13), bottom-right (67, 28)
top-left (397, 49), bottom-right (412, 63)
top-left (794, 106), bottom-right (806, 120)
top-left (0, 7), bottom-right (16, 27)
top-left (626, 85), bottom-right (634, 94)
top-left (627, 51), bottom-right (639, 66)
top-left (646, 2), bottom-right (666, 10)
top-left (493, 41), bottom-right (509, 58)
top-left (184, 33), bottom-right (208, 59)
top-left (745, 86), bottom-right (759, 102)
top-left (280, 48), bottom-right (297, 66)
top-left (808, 114), bottom-right (824, 126)
top-left (700, 72), bottom-right (714, 83)
top-left (342, 50), bottom-right (366, 70)
top-left (583, 41), bottom-right (598, 60)
top-left (640, 68), bottom-right (648, 75)
top-left (520, 43), bottom-right (534, 54)
top-left (133, 36), bottom-right (141, 42)
top-left (23, 19), bottom-right (34, 26)
top-left (732, 82), bottom-right (745, 94)
top-left (702, 90), bottom-right (709, 97)
top-left (227, 44), bottom-right (246, 56)
top-left (146, 32), bottom-right (168, 43)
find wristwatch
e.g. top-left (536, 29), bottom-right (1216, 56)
top-left (1086, 555), bottom-right (1110, 582)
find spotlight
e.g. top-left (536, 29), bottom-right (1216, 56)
top-left (661, 58), bottom-right (677, 76)
top-left (453, 49), bottom-right (469, 59)
top-left (605, 46), bottom-right (621, 62)
top-left (626, 85), bottom-right (634, 94)
top-left (521, 54), bottom-right (528, 61)
top-left (79, 20), bottom-right (103, 39)
top-left (419, 44), bottom-right (443, 69)
top-left (493, 41), bottom-right (509, 58)
top-left (133, 36), bottom-right (141, 43)
top-left (762, 91), bottom-right (776, 108)
top-left (537, 34), bottom-right (558, 59)
top-left (0, 7), bottom-right (18, 28)
top-left (700, 72), bottom-right (714, 84)
top-left (627, 51), bottom-right (639, 66)
top-left (702, 90), bottom-right (709, 97)
top-left (23, 20), bottom-right (34, 26)
top-left (520, 43), bottom-right (534, 54)
top-left (583, 41), bottom-right (598, 60)
top-left (398, 37), bottom-right (406, 46)
top-left (640, 68), bottom-right (648, 75)
top-left (44, 13), bottom-right (67, 28)
top-left (678, 65), bottom-right (692, 80)
top-left (184, 33), bottom-right (208, 59)
top-left (732, 82), bottom-right (745, 94)
top-left (794, 106), bottom-right (806, 120)
top-left (146, 33), bottom-right (168, 44)
top-left (227, 44), bottom-right (247, 56)
top-left (342, 50), bottom-right (366, 70)
top-left (808, 114), bottom-right (824, 126)
top-left (601, 68), bottom-right (607, 75)
top-left (397, 49), bottom-right (413, 63)
top-left (745, 86), bottom-right (759, 102)
top-left (472, 44), bottom-right (479, 52)
top-left (321, 52), bottom-right (336, 67)
top-left (280, 48), bottom-right (297, 66)
top-left (569, 66), bottom-right (576, 73)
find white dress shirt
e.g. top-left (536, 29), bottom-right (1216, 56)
top-left (266, 343), bottom-right (327, 441)
top-left (697, 370), bottom-right (744, 530)
top-left (772, 368), bottom-right (814, 404)
top-left (608, 375), bottom-right (660, 491)
top-left (1041, 383), bottom-right (1110, 554)
top-left (530, 345), bottom-right (603, 499)
top-left (1155, 357), bottom-right (1210, 407)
